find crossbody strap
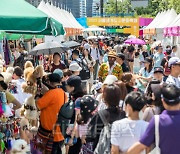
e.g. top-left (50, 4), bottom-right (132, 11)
top-left (154, 115), bottom-right (160, 152)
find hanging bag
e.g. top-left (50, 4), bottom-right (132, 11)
top-left (149, 115), bottom-right (161, 154)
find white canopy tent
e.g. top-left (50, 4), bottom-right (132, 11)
top-left (144, 9), bottom-right (177, 40)
top-left (38, 1), bottom-right (83, 36)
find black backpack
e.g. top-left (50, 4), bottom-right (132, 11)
top-left (56, 93), bottom-right (75, 136)
top-left (75, 59), bottom-right (90, 80)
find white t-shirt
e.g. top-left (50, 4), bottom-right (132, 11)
top-left (12, 79), bottom-right (31, 104)
top-left (166, 75), bottom-right (180, 88)
top-left (111, 118), bottom-right (148, 153)
top-left (134, 57), bottom-right (141, 68)
top-left (90, 47), bottom-right (100, 61)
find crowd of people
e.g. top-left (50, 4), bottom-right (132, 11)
top-left (0, 37), bottom-right (180, 154)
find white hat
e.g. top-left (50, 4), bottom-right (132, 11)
top-left (95, 82), bottom-right (103, 91)
top-left (103, 75), bottom-right (118, 85)
top-left (168, 57), bottom-right (180, 67)
top-left (69, 62), bottom-right (82, 72)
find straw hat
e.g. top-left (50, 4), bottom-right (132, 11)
top-left (108, 50), bottom-right (117, 58)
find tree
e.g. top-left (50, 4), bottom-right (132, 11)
top-left (104, 0), bottom-right (133, 15)
top-left (135, 0), bottom-right (180, 17)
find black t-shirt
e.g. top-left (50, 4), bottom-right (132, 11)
top-left (86, 108), bottom-right (126, 150)
top-left (121, 62), bottom-right (130, 72)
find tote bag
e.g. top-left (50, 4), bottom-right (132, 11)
top-left (149, 115), bottom-right (161, 154)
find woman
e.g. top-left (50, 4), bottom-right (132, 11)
top-left (138, 57), bottom-right (154, 91)
top-left (82, 49), bottom-right (95, 93)
top-left (115, 81), bottom-right (128, 111)
top-left (121, 72), bottom-right (137, 93)
top-left (143, 81), bottom-right (164, 122)
top-left (65, 76), bottom-right (86, 154)
top-left (86, 84), bottom-right (126, 151)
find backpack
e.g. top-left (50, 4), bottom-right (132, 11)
top-left (56, 93), bottom-right (75, 136)
top-left (94, 110), bottom-right (112, 154)
top-left (164, 56), bottom-right (171, 76)
top-left (75, 59), bottom-right (90, 80)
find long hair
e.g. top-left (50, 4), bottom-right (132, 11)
top-left (82, 49), bottom-right (92, 61)
top-left (145, 57), bottom-right (153, 73)
top-left (71, 84), bottom-right (86, 100)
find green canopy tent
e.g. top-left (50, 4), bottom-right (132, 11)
top-left (0, 32), bottom-right (44, 40)
top-left (0, 0), bottom-right (65, 36)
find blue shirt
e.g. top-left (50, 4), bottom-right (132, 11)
top-left (140, 110), bottom-right (180, 154)
top-left (153, 52), bottom-right (164, 67)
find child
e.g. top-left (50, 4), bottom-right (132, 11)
top-left (133, 52), bottom-right (141, 74)
top-left (76, 95), bottom-right (98, 154)
top-left (111, 91), bottom-right (148, 154)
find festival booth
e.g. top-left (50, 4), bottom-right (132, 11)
top-left (38, 1), bottom-right (83, 38)
top-left (164, 14), bottom-right (180, 37)
top-left (144, 9), bottom-right (177, 41)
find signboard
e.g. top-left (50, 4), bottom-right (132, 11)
top-left (87, 17), bottom-right (139, 37)
top-left (87, 17), bottom-right (139, 27)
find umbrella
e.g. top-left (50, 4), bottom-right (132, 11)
top-left (128, 35), bottom-right (136, 39)
top-left (62, 41), bottom-right (81, 48)
top-left (87, 36), bottom-right (97, 40)
top-left (29, 42), bottom-right (68, 55)
top-left (82, 26), bottom-right (106, 32)
top-left (0, 0), bottom-right (65, 36)
top-left (124, 38), bottom-right (146, 45)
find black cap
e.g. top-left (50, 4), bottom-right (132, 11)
top-left (13, 66), bottom-right (23, 77)
top-left (80, 95), bottom-right (98, 116)
top-left (48, 73), bottom-right (61, 83)
top-left (154, 67), bottom-right (164, 74)
top-left (66, 75), bottom-right (81, 89)
top-left (117, 53), bottom-right (125, 61)
top-left (72, 50), bottom-right (79, 56)
top-left (142, 57), bottom-right (152, 63)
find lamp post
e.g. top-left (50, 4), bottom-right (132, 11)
top-left (100, 0), bottom-right (103, 17)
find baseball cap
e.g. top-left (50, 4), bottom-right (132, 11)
top-left (103, 75), bottom-right (118, 85)
top-left (117, 53), bottom-right (125, 61)
top-left (53, 69), bottom-right (63, 79)
top-left (69, 63), bottom-right (82, 72)
top-left (48, 73), bottom-right (61, 83)
top-left (168, 57), bottom-right (180, 67)
top-left (94, 82), bottom-right (103, 91)
top-left (142, 57), bottom-right (152, 63)
top-left (154, 67), bottom-right (164, 74)
top-left (66, 75), bottom-right (82, 89)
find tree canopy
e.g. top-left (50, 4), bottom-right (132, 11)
top-left (104, 0), bottom-right (180, 17)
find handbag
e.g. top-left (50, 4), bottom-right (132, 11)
top-left (149, 115), bottom-right (161, 154)
top-left (33, 125), bottom-right (54, 152)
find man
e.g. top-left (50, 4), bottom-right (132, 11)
top-left (70, 49), bottom-right (81, 64)
top-left (50, 52), bottom-right (66, 72)
top-left (36, 73), bottom-right (67, 153)
top-left (98, 50), bottom-right (123, 82)
top-left (114, 40), bottom-right (121, 53)
top-left (127, 84), bottom-right (180, 154)
top-left (90, 42), bottom-right (102, 80)
top-left (153, 67), bottom-right (164, 82)
top-left (153, 46), bottom-right (165, 68)
top-left (171, 45), bottom-right (177, 57)
top-left (111, 92), bottom-right (148, 154)
top-left (166, 57), bottom-right (180, 88)
top-left (116, 53), bottom-right (129, 72)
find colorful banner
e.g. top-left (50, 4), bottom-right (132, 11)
top-left (87, 17), bottom-right (139, 27)
top-left (139, 17), bottom-right (153, 26)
